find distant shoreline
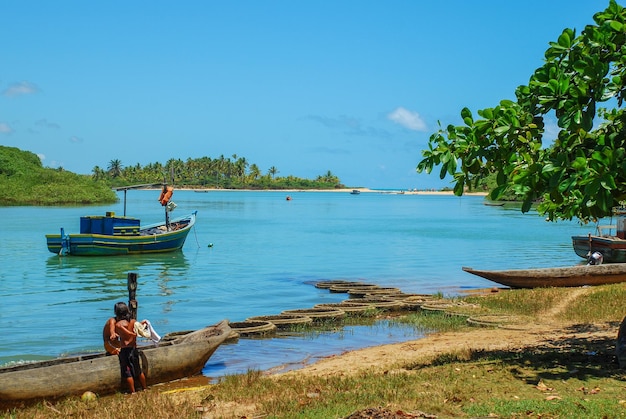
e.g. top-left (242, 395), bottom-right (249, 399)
top-left (176, 187), bottom-right (489, 196)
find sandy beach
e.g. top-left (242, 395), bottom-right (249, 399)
top-left (184, 187), bottom-right (489, 196)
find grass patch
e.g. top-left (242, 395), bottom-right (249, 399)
top-left (464, 288), bottom-right (565, 316)
top-left (557, 283), bottom-right (626, 323)
top-left (4, 286), bottom-right (626, 418)
top-left (390, 310), bottom-right (470, 333)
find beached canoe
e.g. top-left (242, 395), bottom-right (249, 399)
top-left (462, 264), bottom-right (626, 288)
top-left (0, 320), bottom-right (230, 405)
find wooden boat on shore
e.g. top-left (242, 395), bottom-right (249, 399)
top-left (46, 184), bottom-right (197, 256)
top-left (462, 264), bottom-right (626, 288)
top-left (572, 227), bottom-right (626, 263)
top-left (571, 206), bottom-right (626, 263)
top-left (0, 320), bottom-right (231, 405)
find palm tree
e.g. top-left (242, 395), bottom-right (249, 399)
top-left (91, 166), bottom-right (105, 180)
top-left (268, 166), bottom-right (279, 179)
top-left (235, 157), bottom-right (249, 183)
top-left (107, 159), bottom-right (123, 178)
top-left (249, 164), bottom-right (261, 181)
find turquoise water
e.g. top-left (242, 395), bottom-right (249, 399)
top-left (0, 190), bottom-right (591, 375)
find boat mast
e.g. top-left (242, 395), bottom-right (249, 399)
top-left (114, 183), bottom-right (162, 217)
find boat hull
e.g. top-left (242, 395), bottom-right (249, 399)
top-left (462, 264), bottom-right (626, 288)
top-left (572, 234), bottom-right (626, 263)
top-left (0, 320), bottom-right (230, 404)
top-left (46, 213), bottom-right (195, 256)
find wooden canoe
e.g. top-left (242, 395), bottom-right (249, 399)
top-left (0, 320), bottom-right (230, 405)
top-left (462, 264), bottom-right (626, 289)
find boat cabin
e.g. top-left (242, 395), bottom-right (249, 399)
top-left (80, 212), bottom-right (140, 236)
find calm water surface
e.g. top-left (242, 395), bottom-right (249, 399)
top-left (0, 191), bottom-right (591, 376)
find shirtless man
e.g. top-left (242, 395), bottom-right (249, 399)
top-left (112, 302), bottom-right (147, 393)
top-left (102, 315), bottom-right (120, 355)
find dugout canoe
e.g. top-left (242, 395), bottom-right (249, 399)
top-left (462, 264), bottom-right (626, 288)
top-left (0, 320), bottom-right (230, 405)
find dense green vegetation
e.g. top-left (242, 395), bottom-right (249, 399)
top-left (0, 146), bottom-right (117, 206)
top-left (97, 155), bottom-right (346, 190)
top-left (0, 146), bottom-right (350, 206)
top-left (418, 0), bottom-right (626, 222)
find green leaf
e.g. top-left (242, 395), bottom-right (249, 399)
top-left (453, 181), bottom-right (464, 196)
top-left (571, 156), bottom-right (588, 170)
top-left (494, 126), bottom-right (509, 135)
top-left (460, 107), bottom-right (473, 124)
top-left (557, 30), bottom-right (572, 48)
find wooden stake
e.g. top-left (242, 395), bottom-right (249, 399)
top-left (127, 272), bottom-right (138, 320)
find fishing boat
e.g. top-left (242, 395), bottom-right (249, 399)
top-left (571, 206), bottom-right (626, 263)
top-left (0, 320), bottom-right (231, 405)
top-left (462, 264), bottom-right (626, 288)
top-left (46, 184), bottom-right (197, 256)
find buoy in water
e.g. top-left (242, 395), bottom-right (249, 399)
top-left (208, 243), bottom-right (214, 248)
top-left (286, 196), bottom-right (292, 201)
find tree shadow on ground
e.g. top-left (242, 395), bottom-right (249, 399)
top-left (415, 322), bottom-right (626, 382)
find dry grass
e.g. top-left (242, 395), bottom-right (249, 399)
top-left (3, 285), bottom-right (626, 418)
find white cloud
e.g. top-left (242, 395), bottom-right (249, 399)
top-left (3, 81), bottom-right (40, 97)
top-left (69, 136), bottom-right (83, 143)
top-left (37, 153), bottom-right (45, 163)
top-left (387, 107), bottom-right (427, 131)
top-left (36, 119), bottom-right (61, 129)
top-left (0, 122), bottom-right (13, 134)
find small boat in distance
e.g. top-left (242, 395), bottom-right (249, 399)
top-left (46, 184), bottom-right (197, 256)
top-left (0, 320), bottom-right (231, 405)
top-left (350, 189), bottom-right (361, 195)
top-left (462, 264), bottom-right (626, 288)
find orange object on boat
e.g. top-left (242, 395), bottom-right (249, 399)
top-left (159, 186), bottom-right (174, 206)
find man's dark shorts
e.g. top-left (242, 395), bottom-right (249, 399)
top-left (118, 347), bottom-right (142, 378)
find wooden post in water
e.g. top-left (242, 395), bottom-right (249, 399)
top-left (127, 272), bottom-right (138, 320)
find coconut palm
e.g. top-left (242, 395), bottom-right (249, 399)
top-left (107, 159), bottom-right (123, 178)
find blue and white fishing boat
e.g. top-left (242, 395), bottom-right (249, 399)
top-left (46, 184), bottom-right (196, 256)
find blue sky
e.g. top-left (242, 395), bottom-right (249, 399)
top-left (0, 1), bottom-right (610, 189)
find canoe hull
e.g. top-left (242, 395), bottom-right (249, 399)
top-left (462, 264), bottom-right (626, 288)
top-left (46, 213), bottom-right (195, 256)
top-left (0, 320), bottom-right (230, 404)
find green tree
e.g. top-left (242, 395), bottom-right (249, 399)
top-left (107, 159), bottom-right (123, 178)
top-left (249, 163), bottom-right (261, 181)
top-left (91, 166), bottom-right (105, 180)
top-left (417, 0), bottom-right (626, 223)
top-left (268, 166), bottom-right (279, 179)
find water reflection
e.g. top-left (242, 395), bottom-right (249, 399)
top-left (203, 320), bottom-right (427, 378)
top-left (43, 252), bottom-right (191, 304)
top-left (45, 252), bottom-right (189, 277)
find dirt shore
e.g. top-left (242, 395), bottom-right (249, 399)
top-left (276, 287), bottom-right (617, 379)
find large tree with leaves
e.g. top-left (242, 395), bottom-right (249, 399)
top-left (417, 1), bottom-right (626, 224)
